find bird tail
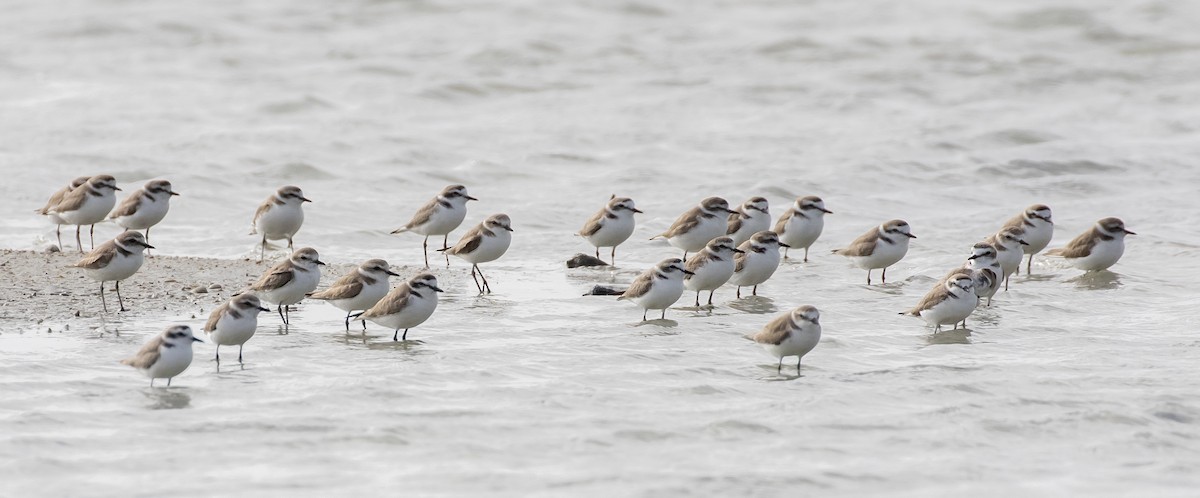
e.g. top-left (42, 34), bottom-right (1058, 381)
top-left (390, 226), bottom-right (411, 234)
top-left (1043, 248), bottom-right (1064, 257)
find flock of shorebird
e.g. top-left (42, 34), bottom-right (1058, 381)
top-left (36, 176), bottom-right (1135, 385)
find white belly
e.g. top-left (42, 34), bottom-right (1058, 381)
top-left (257, 205), bottom-right (304, 240)
top-left (780, 216), bottom-right (825, 250)
top-left (684, 258), bottom-right (736, 292)
top-left (145, 344), bottom-right (194, 380)
top-left (1069, 239), bottom-right (1125, 271)
top-left (585, 216), bottom-right (636, 249)
top-left (59, 195), bottom-right (116, 225)
top-left (209, 315), bottom-right (259, 346)
top-left (996, 246), bottom-right (1023, 278)
top-left (1022, 221), bottom-right (1054, 254)
top-left (630, 278), bottom-right (685, 311)
top-left (367, 295), bottom-right (439, 330)
top-left (667, 217), bottom-right (725, 253)
top-left (457, 231), bottom-right (511, 264)
top-left (728, 250), bottom-right (781, 287)
top-left (115, 198), bottom-right (170, 230)
top-left (329, 282), bottom-right (390, 313)
top-left (258, 270), bottom-right (321, 306)
top-left (848, 238), bottom-right (909, 270)
top-left (85, 252), bottom-right (145, 282)
top-left (919, 293), bottom-right (978, 327)
top-left (761, 326), bottom-right (821, 360)
top-left (729, 213), bottom-right (770, 246)
top-left (415, 205), bottom-right (467, 236)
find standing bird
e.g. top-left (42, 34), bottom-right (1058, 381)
top-left (72, 230), bottom-right (154, 313)
top-left (903, 272), bottom-right (978, 332)
top-left (248, 247), bottom-right (325, 328)
top-left (1046, 217), bottom-right (1135, 272)
top-left (46, 175), bottom-right (121, 253)
top-left (683, 236), bottom-right (744, 307)
top-left (729, 230), bottom-right (788, 298)
top-left (251, 185), bottom-right (311, 263)
top-left (1002, 204), bottom-right (1053, 274)
top-left (959, 242), bottom-right (1003, 306)
top-left (37, 176), bottom-right (90, 250)
top-left (753, 305), bottom-right (822, 373)
top-left (358, 273), bottom-right (444, 341)
top-left (109, 179), bottom-right (180, 253)
top-left (832, 219), bottom-right (916, 284)
top-left (121, 325), bottom-right (202, 387)
top-left (391, 185), bottom-right (477, 267)
top-left (774, 196), bottom-right (833, 261)
top-left (579, 195), bottom-right (642, 265)
top-left (204, 294), bottom-right (271, 363)
top-left (309, 259), bottom-right (401, 331)
top-left (726, 196), bottom-right (771, 247)
top-left (617, 258), bottom-right (693, 321)
top-left (983, 226), bottom-right (1029, 291)
top-left (651, 197), bottom-right (737, 259)
top-left (440, 214), bottom-right (513, 294)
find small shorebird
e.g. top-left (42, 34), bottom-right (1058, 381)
top-left (903, 272), bottom-right (978, 332)
top-left (774, 196), bottom-right (832, 261)
top-left (203, 294), bottom-right (271, 363)
top-left (109, 179), bottom-right (180, 254)
top-left (832, 219), bottom-right (916, 284)
top-left (683, 236), bottom-right (743, 307)
top-left (579, 195), bottom-right (642, 265)
top-left (729, 230), bottom-right (788, 298)
top-left (440, 214), bottom-right (513, 294)
top-left (37, 176), bottom-right (90, 250)
top-left (618, 258), bottom-right (693, 321)
top-left (358, 273), bottom-right (444, 341)
top-left (72, 230), bottom-right (153, 312)
top-left (309, 259), bottom-right (401, 331)
top-left (726, 196), bottom-right (770, 247)
top-left (248, 247), bottom-right (325, 328)
top-left (251, 185), bottom-right (311, 263)
top-left (46, 175), bottom-right (121, 253)
top-left (1046, 217), bottom-right (1135, 272)
top-left (391, 185), bottom-right (477, 267)
top-left (1001, 204), bottom-right (1053, 274)
top-left (651, 197), bottom-right (737, 259)
top-left (122, 325), bottom-right (202, 387)
top-left (753, 305), bottom-right (822, 373)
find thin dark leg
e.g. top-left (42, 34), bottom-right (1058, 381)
top-left (804, 247), bottom-right (809, 262)
top-left (277, 305), bottom-right (287, 325)
top-left (866, 270), bottom-right (872, 285)
top-left (287, 237), bottom-right (294, 251)
top-left (116, 281), bottom-right (126, 312)
top-left (694, 291), bottom-right (700, 307)
top-left (783, 247), bottom-right (789, 259)
top-left (99, 282), bottom-right (108, 312)
top-left (595, 247), bottom-right (600, 259)
top-left (476, 265), bottom-right (491, 293)
top-left (423, 236), bottom-right (430, 268)
top-left (1004, 275), bottom-right (1010, 291)
top-left (238, 345), bottom-right (244, 363)
top-left (752, 285), bottom-right (759, 296)
top-left (797, 357), bottom-right (802, 371)
top-left (737, 286), bottom-right (742, 298)
top-left (150, 378), bottom-right (155, 387)
top-left (469, 265), bottom-right (483, 293)
top-left (76, 226), bottom-right (83, 253)
top-left (215, 345), bottom-right (221, 362)
top-left (56, 225), bottom-right (62, 250)
top-left (443, 235), bottom-right (450, 266)
top-left (882, 267), bottom-right (888, 284)
top-left (393, 328), bottom-right (399, 341)
top-left (144, 227), bottom-right (152, 256)
top-left (777, 357), bottom-right (783, 373)
top-left (285, 305), bottom-right (290, 327)
top-left (660, 309), bottom-right (666, 320)
top-left (611, 246), bottom-right (616, 266)
top-left (167, 377), bottom-right (172, 387)
top-left (642, 309), bottom-right (648, 321)
top-left (707, 290), bottom-right (714, 306)
top-left (402, 329), bottom-right (408, 341)
top-left (260, 235), bottom-right (266, 263)
top-left (682, 251), bottom-right (689, 260)
top-left (89, 224), bottom-right (95, 249)
top-left (1026, 254), bottom-right (1033, 274)
top-left (343, 311), bottom-right (351, 331)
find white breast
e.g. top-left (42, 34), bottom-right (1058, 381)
top-left (729, 212), bottom-right (771, 246)
top-left (995, 244), bottom-right (1023, 278)
top-left (257, 203), bottom-right (305, 240)
top-left (761, 324), bottom-right (821, 360)
top-left (367, 292), bottom-right (439, 330)
top-left (779, 214), bottom-right (825, 250)
top-left (115, 196), bottom-right (171, 230)
top-left (209, 313), bottom-right (259, 346)
top-left (1070, 238), bottom-right (1125, 271)
top-left (585, 213), bottom-right (636, 248)
top-left (667, 216), bottom-right (725, 253)
top-left (85, 252), bottom-right (145, 282)
top-left (259, 268), bottom-right (321, 306)
top-left (330, 279), bottom-right (390, 313)
top-left (145, 343), bottom-right (194, 380)
top-left (58, 193), bottom-right (117, 225)
top-left (457, 230), bottom-right (511, 264)
top-left (850, 237), bottom-right (910, 270)
top-left (416, 203), bottom-right (468, 236)
top-left (631, 275), bottom-right (686, 311)
top-left (728, 249), bottom-right (781, 287)
top-left (1021, 220), bottom-right (1054, 254)
top-left (684, 257), bottom-right (736, 292)
top-left (919, 290), bottom-right (978, 327)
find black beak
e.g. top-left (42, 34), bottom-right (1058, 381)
top-left (733, 248), bottom-right (745, 254)
top-left (631, 208), bottom-right (644, 214)
top-left (113, 186), bottom-right (123, 191)
top-left (724, 208), bottom-right (738, 214)
top-left (258, 306), bottom-right (271, 312)
top-left (779, 242), bottom-right (791, 248)
top-left (466, 195), bottom-right (479, 201)
top-left (1124, 229), bottom-right (1136, 235)
top-left (905, 233), bottom-right (917, 239)
top-left (431, 285), bottom-right (445, 292)
top-left (385, 269), bottom-right (401, 276)
top-left (819, 207), bottom-right (833, 214)
top-left (316, 260), bottom-right (326, 266)
top-left (170, 191), bottom-right (181, 196)
top-left (192, 337), bottom-right (203, 343)
top-left (504, 226), bottom-right (514, 232)
top-left (301, 197), bottom-right (313, 203)
top-left (681, 269), bottom-right (695, 275)
top-left (968, 254), bottom-right (980, 260)
top-left (1018, 240), bottom-right (1029, 246)
top-left (142, 242), bottom-right (156, 249)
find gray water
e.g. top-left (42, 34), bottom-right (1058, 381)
top-left (3, 0), bottom-right (1200, 495)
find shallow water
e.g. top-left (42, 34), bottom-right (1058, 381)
top-left (3, 0), bottom-right (1200, 495)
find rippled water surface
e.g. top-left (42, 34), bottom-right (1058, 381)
top-left (2, 0), bottom-right (1200, 495)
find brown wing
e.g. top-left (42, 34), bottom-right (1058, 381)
top-left (51, 186), bottom-right (89, 213)
top-left (39, 186), bottom-right (73, 214)
top-left (121, 335), bottom-right (164, 369)
top-left (773, 210), bottom-right (794, 234)
top-left (250, 262), bottom-right (296, 291)
top-left (1047, 229), bottom-right (1098, 258)
top-left (447, 225), bottom-right (485, 255)
top-left (310, 280), bottom-right (364, 301)
top-left (727, 211), bottom-right (745, 235)
top-left (404, 198), bottom-right (440, 230)
top-left (684, 251), bottom-right (713, 273)
top-left (73, 241), bottom-right (118, 269)
top-left (204, 301), bottom-right (232, 332)
top-left (1001, 212), bottom-right (1027, 230)
top-left (834, 228), bottom-right (880, 257)
top-left (358, 286), bottom-right (411, 319)
top-left (579, 209), bottom-right (606, 237)
top-left (734, 250), bottom-right (748, 273)
top-left (661, 207), bottom-right (704, 238)
top-left (906, 282), bottom-right (953, 316)
top-left (109, 191), bottom-right (142, 219)
top-left (250, 198), bottom-right (273, 233)
top-left (618, 271), bottom-right (655, 300)
top-left (753, 314), bottom-right (795, 345)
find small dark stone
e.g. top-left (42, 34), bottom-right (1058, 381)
top-left (566, 253), bottom-right (610, 268)
top-left (583, 285), bottom-right (626, 296)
